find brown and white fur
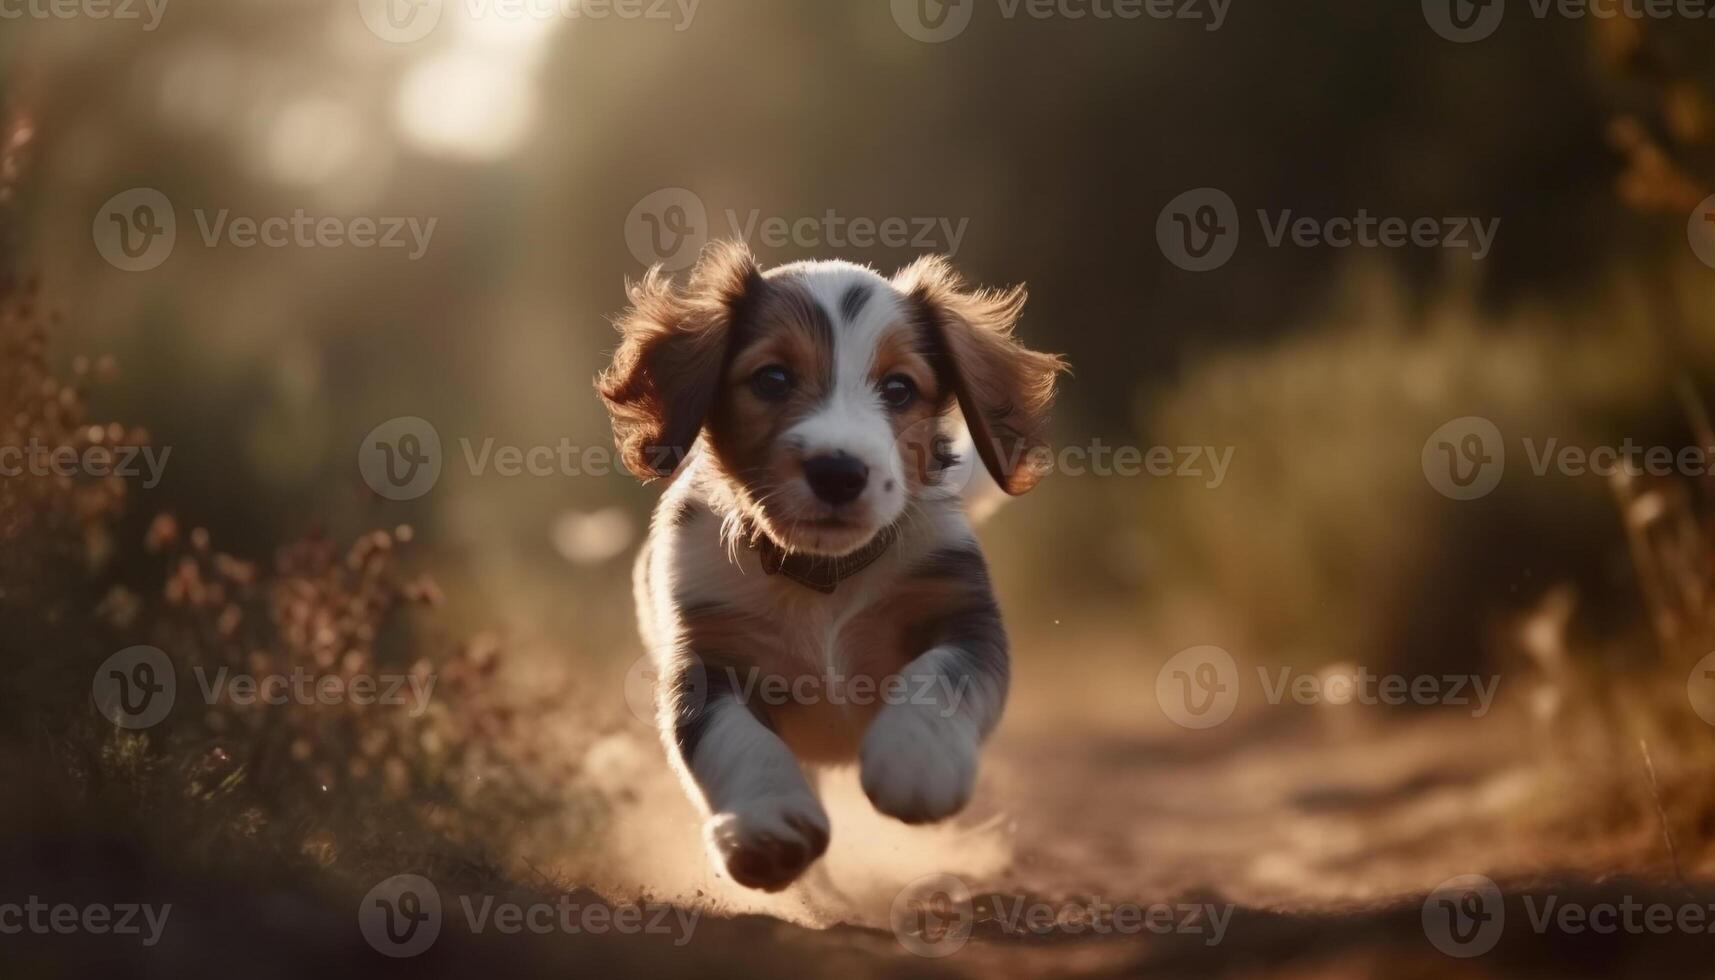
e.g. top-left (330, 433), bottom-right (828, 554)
top-left (597, 241), bottom-right (1063, 891)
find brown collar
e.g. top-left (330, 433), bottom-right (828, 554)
top-left (743, 522), bottom-right (900, 594)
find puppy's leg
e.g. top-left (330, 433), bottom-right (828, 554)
top-left (860, 560), bottom-right (1009, 824)
top-left (667, 661), bottom-right (829, 891)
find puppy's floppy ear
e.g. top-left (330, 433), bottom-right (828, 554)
top-left (598, 240), bottom-right (764, 480)
top-left (896, 255), bottom-right (1067, 495)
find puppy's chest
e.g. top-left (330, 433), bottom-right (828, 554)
top-left (717, 577), bottom-right (906, 681)
top-left (663, 507), bottom-right (934, 681)
top-left (701, 577), bottom-right (913, 762)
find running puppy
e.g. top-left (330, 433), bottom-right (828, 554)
top-left (598, 241), bottom-right (1063, 890)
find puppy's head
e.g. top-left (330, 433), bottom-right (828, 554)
top-left (598, 241), bottom-right (1064, 557)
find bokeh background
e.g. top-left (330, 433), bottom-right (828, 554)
top-left (7, 2), bottom-right (1715, 977)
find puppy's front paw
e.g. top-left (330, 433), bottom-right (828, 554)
top-left (860, 705), bottom-right (979, 824)
top-left (705, 795), bottom-right (830, 892)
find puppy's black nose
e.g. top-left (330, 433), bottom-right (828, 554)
top-left (803, 453), bottom-right (869, 505)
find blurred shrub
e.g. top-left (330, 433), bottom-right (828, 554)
top-left (0, 279), bottom-right (589, 883)
top-left (1126, 267), bottom-right (1715, 677)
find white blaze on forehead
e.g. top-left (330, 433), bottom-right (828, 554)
top-left (770, 259), bottom-right (904, 365)
top-left (776, 261), bottom-right (909, 469)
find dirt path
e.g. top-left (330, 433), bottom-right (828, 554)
top-left (13, 694), bottom-right (1707, 979)
top-left (554, 692), bottom-right (1714, 978)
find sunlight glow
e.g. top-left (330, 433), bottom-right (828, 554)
top-left (550, 508), bottom-right (635, 566)
top-left (263, 97), bottom-right (365, 186)
top-left (395, 50), bottom-right (538, 161)
top-left (452, 1), bottom-right (563, 63)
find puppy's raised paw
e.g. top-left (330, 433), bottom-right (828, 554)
top-left (705, 795), bottom-right (830, 891)
top-left (859, 704), bottom-right (979, 824)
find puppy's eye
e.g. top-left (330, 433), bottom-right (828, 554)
top-left (879, 374), bottom-right (918, 410)
top-left (750, 365), bottom-right (793, 402)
